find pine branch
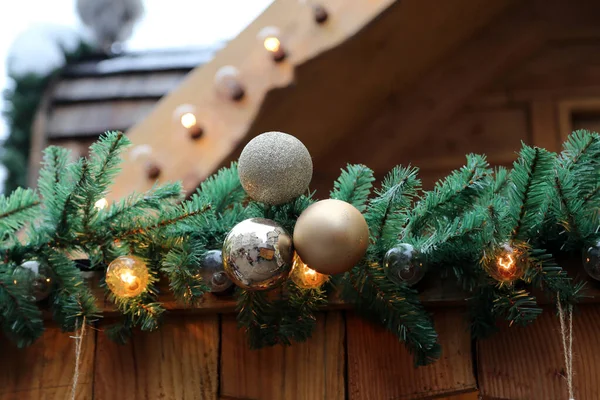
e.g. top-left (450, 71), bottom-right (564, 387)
top-left (0, 269), bottom-right (44, 347)
top-left (0, 188), bottom-right (40, 235)
top-left (161, 240), bottom-right (208, 305)
top-left (407, 154), bottom-right (490, 237)
top-left (366, 166), bottom-right (420, 257)
top-left (197, 162), bottom-right (246, 215)
top-left (117, 203), bottom-right (212, 239)
top-left (524, 249), bottom-right (584, 305)
top-left (507, 145), bottom-right (555, 242)
top-left (330, 164), bottom-right (375, 212)
top-left (341, 262), bottom-right (440, 366)
top-left (492, 286), bottom-right (542, 326)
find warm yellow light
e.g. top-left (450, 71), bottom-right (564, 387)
top-left (180, 112), bottom-right (197, 129)
top-left (45, 278), bottom-right (51, 283)
top-left (120, 271), bottom-right (135, 284)
top-left (263, 36), bottom-right (281, 53)
top-left (290, 253), bottom-right (328, 289)
top-left (94, 198), bottom-right (108, 210)
top-left (498, 254), bottom-right (515, 271)
top-left (106, 255), bottom-right (149, 298)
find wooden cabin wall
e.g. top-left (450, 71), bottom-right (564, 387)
top-left (8, 2), bottom-right (600, 400)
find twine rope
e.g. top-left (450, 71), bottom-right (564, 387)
top-left (70, 317), bottom-right (86, 400)
top-left (557, 299), bottom-right (574, 400)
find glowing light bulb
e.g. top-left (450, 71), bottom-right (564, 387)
top-left (180, 112), bottom-right (197, 129)
top-left (498, 254), bottom-right (515, 271)
top-left (214, 66), bottom-right (245, 101)
top-left (264, 36), bottom-right (281, 53)
top-left (486, 243), bottom-right (527, 283)
top-left (94, 198), bottom-right (108, 210)
top-left (106, 255), bottom-right (149, 298)
top-left (258, 27), bottom-right (286, 62)
top-left (290, 253), bottom-right (328, 289)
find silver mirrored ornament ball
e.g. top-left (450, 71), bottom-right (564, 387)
top-left (583, 242), bottom-right (600, 281)
top-left (200, 250), bottom-right (233, 293)
top-left (383, 244), bottom-right (426, 286)
top-left (238, 131), bottom-right (313, 205)
top-left (222, 218), bottom-right (294, 290)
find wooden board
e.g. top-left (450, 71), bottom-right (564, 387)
top-left (346, 309), bottom-right (476, 400)
top-left (0, 324), bottom-right (95, 400)
top-left (478, 304), bottom-right (600, 400)
top-left (220, 312), bottom-right (345, 400)
top-left (94, 315), bottom-right (219, 400)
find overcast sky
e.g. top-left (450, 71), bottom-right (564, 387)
top-left (0, 0), bottom-right (273, 140)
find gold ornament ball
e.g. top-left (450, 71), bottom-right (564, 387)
top-left (222, 218), bottom-right (294, 290)
top-left (294, 199), bottom-right (369, 275)
top-left (238, 131), bottom-right (313, 205)
top-left (290, 252), bottom-right (329, 289)
top-left (106, 255), bottom-right (149, 298)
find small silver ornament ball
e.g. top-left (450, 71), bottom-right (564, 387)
top-left (200, 250), bottom-right (233, 293)
top-left (383, 244), bottom-right (426, 286)
top-left (222, 218), bottom-right (294, 290)
top-left (583, 242), bottom-right (600, 281)
top-left (238, 131), bottom-right (313, 205)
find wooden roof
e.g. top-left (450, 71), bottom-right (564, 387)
top-left (45, 47), bottom-right (218, 139)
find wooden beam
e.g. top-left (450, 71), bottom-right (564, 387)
top-left (108, 0), bottom-right (397, 200)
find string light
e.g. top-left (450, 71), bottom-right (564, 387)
top-left (106, 255), bottom-right (149, 298)
top-left (129, 144), bottom-right (161, 180)
top-left (487, 243), bottom-right (527, 283)
top-left (214, 66), bottom-right (245, 101)
top-left (258, 27), bottom-right (286, 62)
top-left (173, 104), bottom-right (203, 140)
top-left (299, 0), bottom-right (329, 24)
top-left (94, 198), bottom-right (108, 210)
top-left (290, 252), bottom-right (328, 289)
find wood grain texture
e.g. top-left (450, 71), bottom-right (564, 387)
top-left (478, 304), bottom-right (600, 400)
top-left (346, 309), bottom-right (475, 400)
top-left (94, 315), bottom-right (219, 400)
top-left (47, 100), bottom-right (156, 138)
top-left (52, 72), bottom-right (186, 102)
top-left (220, 312), bottom-right (345, 400)
top-left (0, 324), bottom-right (95, 400)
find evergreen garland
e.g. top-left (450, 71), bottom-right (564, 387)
top-left (0, 130), bottom-right (598, 366)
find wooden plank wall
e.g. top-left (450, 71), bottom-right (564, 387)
top-left (0, 310), bottom-right (478, 400)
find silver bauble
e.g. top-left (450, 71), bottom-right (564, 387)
top-left (238, 131), bottom-right (312, 205)
top-left (383, 244), bottom-right (426, 286)
top-left (200, 250), bottom-right (233, 293)
top-left (222, 218), bottom-right (294, 290)
top-left (583, 241), bottom-right (600, 281)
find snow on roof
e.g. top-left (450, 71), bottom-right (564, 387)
top-left (63, 45), bottom-right (223, 77)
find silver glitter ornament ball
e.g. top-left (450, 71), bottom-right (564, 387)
top-left (222, 218), bottom-right (294, 290)
top-left (583, 241), bottom-right (600, 281)
top-left (238, 131), bottom-right (312, 205)
top-left (383, 244), bottom-right (426, 286)
top-left (200, 250), bottom-right (233, 293)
